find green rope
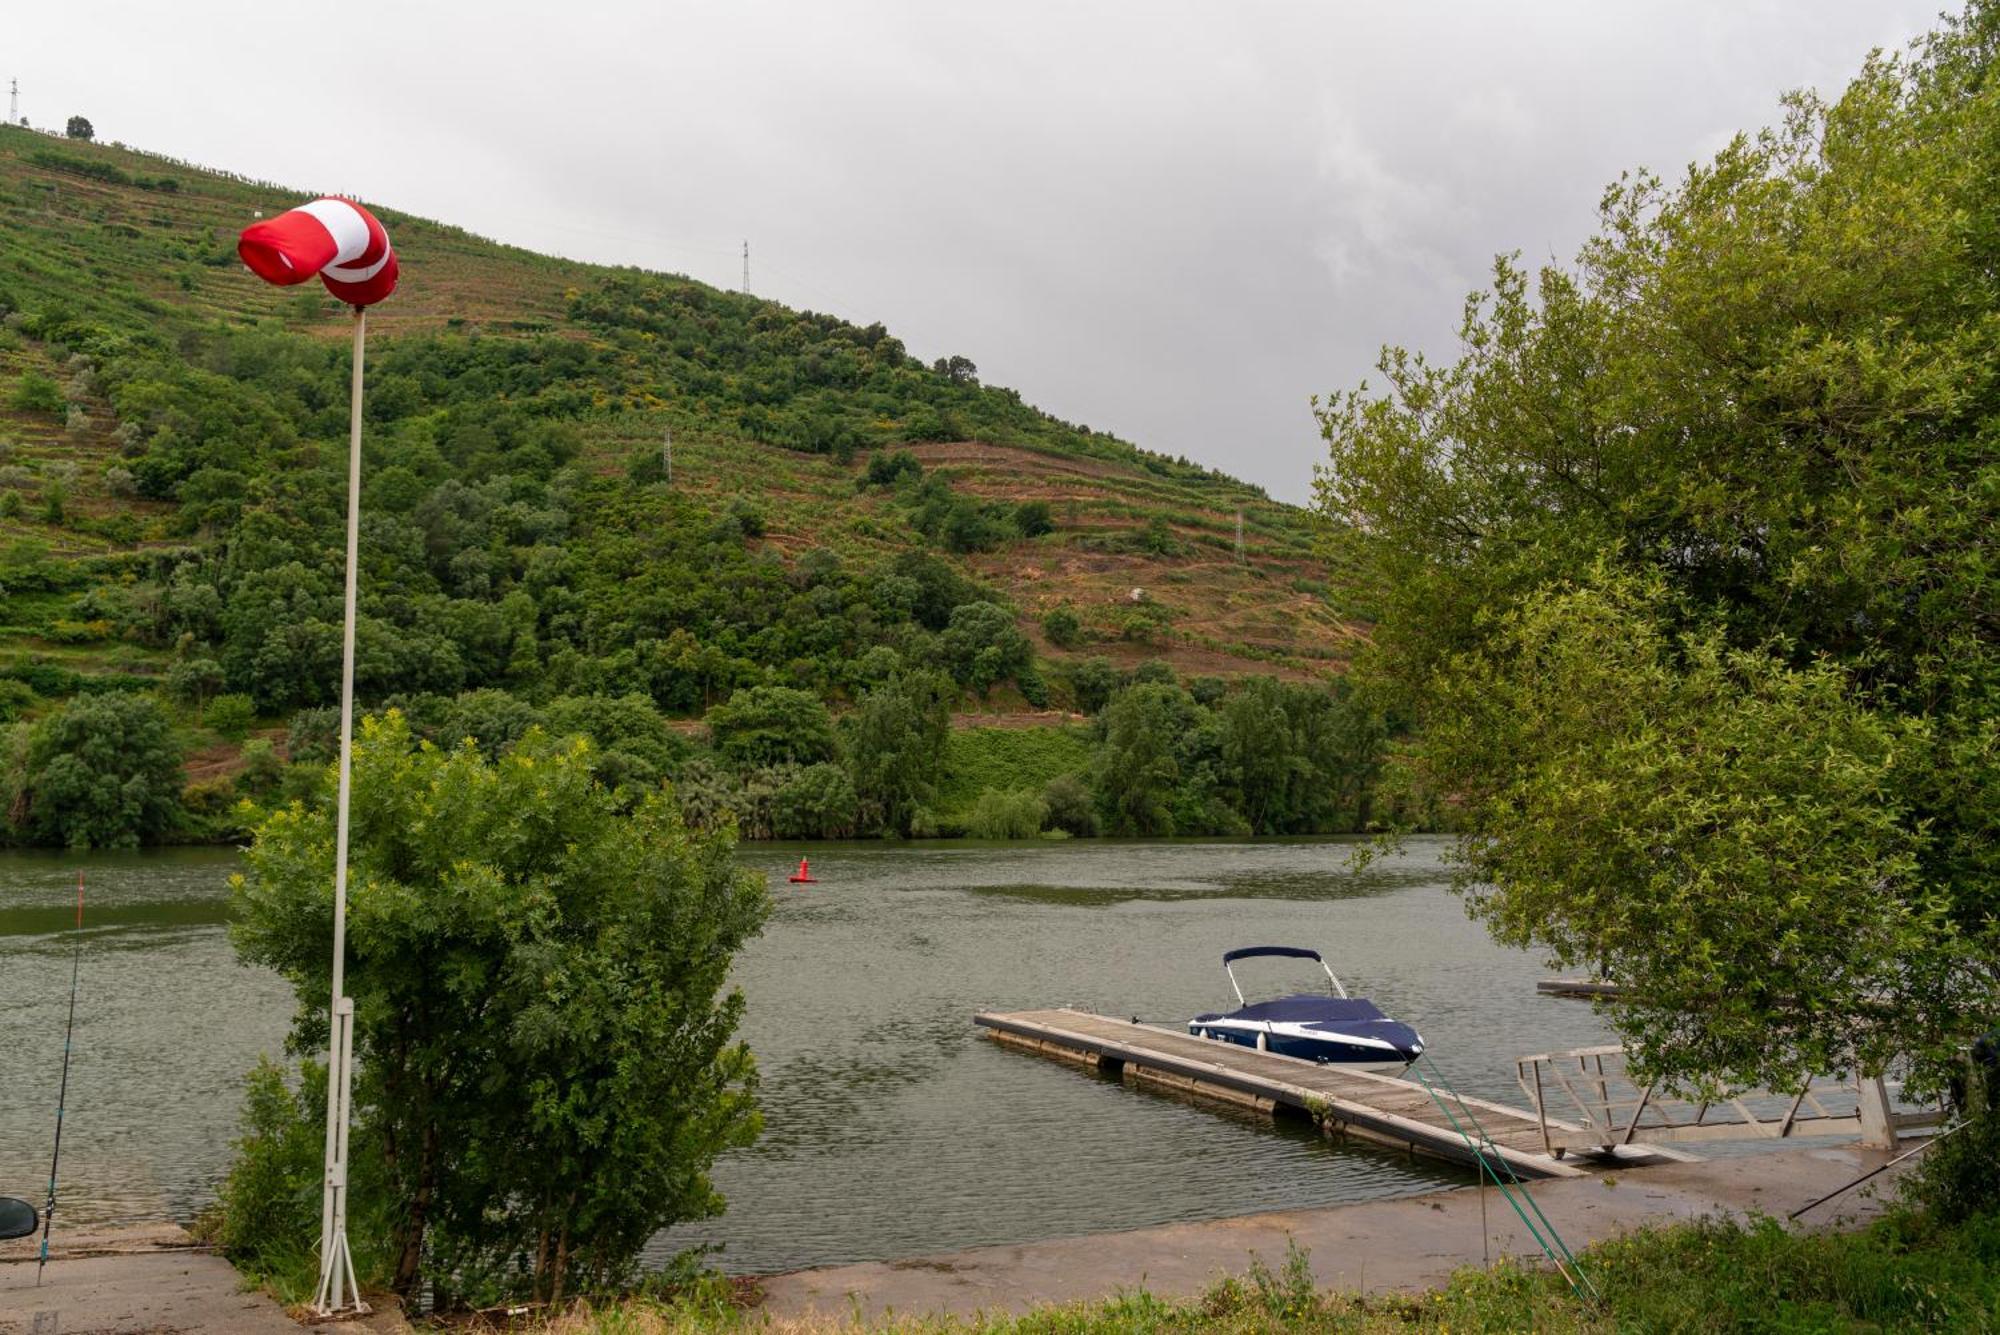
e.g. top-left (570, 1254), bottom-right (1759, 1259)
top-left (1408, 1058), bottom-right (1600, 1303)
top-left (1415, 1055), bottom-right (1598, 1301)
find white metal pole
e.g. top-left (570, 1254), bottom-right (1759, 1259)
top-left (313, 305), bottom-right (368, 1317)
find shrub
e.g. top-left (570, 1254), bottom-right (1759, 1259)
top-left (19, 693), bottom-right (183, 848)
top-left (237, 738), bottom-right (284, 797)
top-left (861, 448), bottom-right (922, 488)
top-left (1042, 773), bottom-right (1100, 837)
top-left (232, 714), bottom-right (769, 1304)
top-left (0, 679), bottom-right (36, 723)
top-left (966, 788), bottom-right (1047, 839)
top-left (1041, 606), bottom-right (1082, 650)
top-left (706, 685), bottom-right (837, 767)
top-left (1014, 500), bottom-right (1055, 537)
top-left (10, 372), bottom-right (63, 414)
top-left (286, 707), bottom-right (340, 767)
top-left (207, 693), bottom-right (257, 740)
top-left (773, 762), bottom-right (858, 839)
top-left (1068, 657), bottom-right (1121, 714)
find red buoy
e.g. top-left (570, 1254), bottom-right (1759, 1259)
top-left (788, 857), bottom-right (817, 884)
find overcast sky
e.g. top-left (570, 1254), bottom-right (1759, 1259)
top-left (9, 2), bottom-right (1947, 502)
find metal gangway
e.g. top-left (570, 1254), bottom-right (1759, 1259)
top-left (1516, 1045), bottom-right (1943, 1157)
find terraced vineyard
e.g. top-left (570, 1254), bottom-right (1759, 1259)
top-left (0, 124), bottom-right (1388, 847)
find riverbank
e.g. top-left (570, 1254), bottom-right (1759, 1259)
top-left (757, 1141), bottom-right (1912, 1321)
top-left (0, 1140), bottom-right (1941, 1333)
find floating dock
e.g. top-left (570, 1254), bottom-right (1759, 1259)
top-left (976, 1009), bottom-right (1689, 1181)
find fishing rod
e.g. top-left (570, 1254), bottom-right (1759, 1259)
top-left (37, 870), bottom-right (83, 1287)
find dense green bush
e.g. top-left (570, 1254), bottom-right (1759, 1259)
top-left (206, 692), bottom-right (256, 740)
top-left (965, 788), bottom-right (1046, 839)
top-left (231, 713), bottom-right (768, 1304)
top-left (705, 685), bottom-right (836, 767)
top-left (10, 371), bottom-right (63, 413)
top-left (15, 692), bottom-right (182, 848)
top-left (1040, 774), bottom-right (1094, 837)
top-left (1041, 606), bottom-right (1082, 650)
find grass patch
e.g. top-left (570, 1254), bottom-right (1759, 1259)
top-left (460, 1207), bottom-right (2000, 1333)
top-left (933, 726), bottom-right (1094, 821)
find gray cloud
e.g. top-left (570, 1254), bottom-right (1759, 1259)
top-left (12, 1), bottom-right (1942, 500)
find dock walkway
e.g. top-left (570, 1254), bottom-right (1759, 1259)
top-left (976, 1008), bottom-right (1683, 1180)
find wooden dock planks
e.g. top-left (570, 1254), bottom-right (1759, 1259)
top-left (976, 1008), bottom-right (1682, 1181)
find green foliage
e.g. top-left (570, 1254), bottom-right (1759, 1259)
top-left (65, 116), bottom-right (93, 142)
top-left (236, 738), bottom-right (284, 797)
top-left (439, 686), bottom-right (544, 758)
top-left (16, 692), bottom-right (182, 848)
top-left (1317, 8), bottom-right (2000, 1092)
top-left (206, 692), bottom-right (257, 741)
top-left (705, 685), bottom-right (836, 767)
top-left (1013, 500), bottom-right (1055, 537)
top-left (1066, 657), bottom-right (1120, 714)
top-left (0, 678), bottom-right (36, 722)
top-left (1914, 1044), bottom-right (2000, 1224)
top-left (1040, 773), bottom-right (1099, 837)
top-left (844, 670), bottom-right (953, 836)
top-left (230, 713), bottom-right (768, 1303)
top-left (965, 788), bottom-right (1046, 839)
top-left (935, 726), bottom-right (1094, 821)
top-left (1095, 683), bottom-right (1205, 836)
top-left (543, 692), bottom-right (686, 790)
top-left (860, 448), bottom-right (922, 488)
top-left (938, 601), bottom-right (1032, 695)
top-left (1220, 677), bottom-right (1384, 835)
top-left (772, 762), bottom-right (858, 839)
top-left (286, 707), bottom-right (339, 767)
top-left (10, 371), bottom-right (63, 413)
top-left (166, 657), bottom-right (225, 719)
top-left (1040, 605), bottom-right (1082, 650)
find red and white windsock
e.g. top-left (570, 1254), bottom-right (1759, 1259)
top-left (238, 197), bottom-right (399, 307)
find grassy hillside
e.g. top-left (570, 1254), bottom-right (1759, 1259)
top-left (0, 125), bottom-right (1382, 845)
top-left (0, 125), bottom-right (1357, 677)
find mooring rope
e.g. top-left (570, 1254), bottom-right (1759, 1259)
top-left (1409, 1056), bottom-right (1600, 1303)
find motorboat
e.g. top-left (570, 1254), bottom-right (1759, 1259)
top-left (1189, 946), bottom-right (1424, 1069)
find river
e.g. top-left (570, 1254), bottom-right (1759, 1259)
top-left (0, 837), bottom-right (1617, 1275)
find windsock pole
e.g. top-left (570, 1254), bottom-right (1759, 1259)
top-left (313, 304), bottom-right (367, 1317)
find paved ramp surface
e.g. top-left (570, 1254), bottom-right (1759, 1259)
top-left (0, 1225), bottom-right (298, 1334)
top-left (759, 1142), bottom-right (1913, 1321)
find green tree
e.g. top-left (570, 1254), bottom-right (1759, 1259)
top-left (206, 693), bottom-right (257, 741)
top-left (1315, 8), bottom-right (2000, 1096)
top-left (1041, 773), bottom-right (1099, 837)
top-left (844, 670), bottom-right (952, 836)
top-left (704, 685), bottom-right (836, 767)
top-left (230, 714), bottom-right (767, 1303)
top-left (937, 601), bottom-right (1032, 695)
top-left (65, 115), bottom-right (94, 141)
top-left (1067, 656), bottom-right (1120, 714)
top-left (1013, 500), bottom-right (1055, 537)
top-left (772, 762), bottom-right (858, 839)
top-left (20, 693), bottom-right (183, 848)
top-left (1041, 605), bottom-right (1082, 650)
top-left (1093, 683), bottom-right (1201, 836)
top-left (543, 692), bottom-right (686, 790)
top-left (439, 687), bottom-right (544, 759)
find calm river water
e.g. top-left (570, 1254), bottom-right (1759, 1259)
top-left (0, 837), bottom-right (1617, 1275)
